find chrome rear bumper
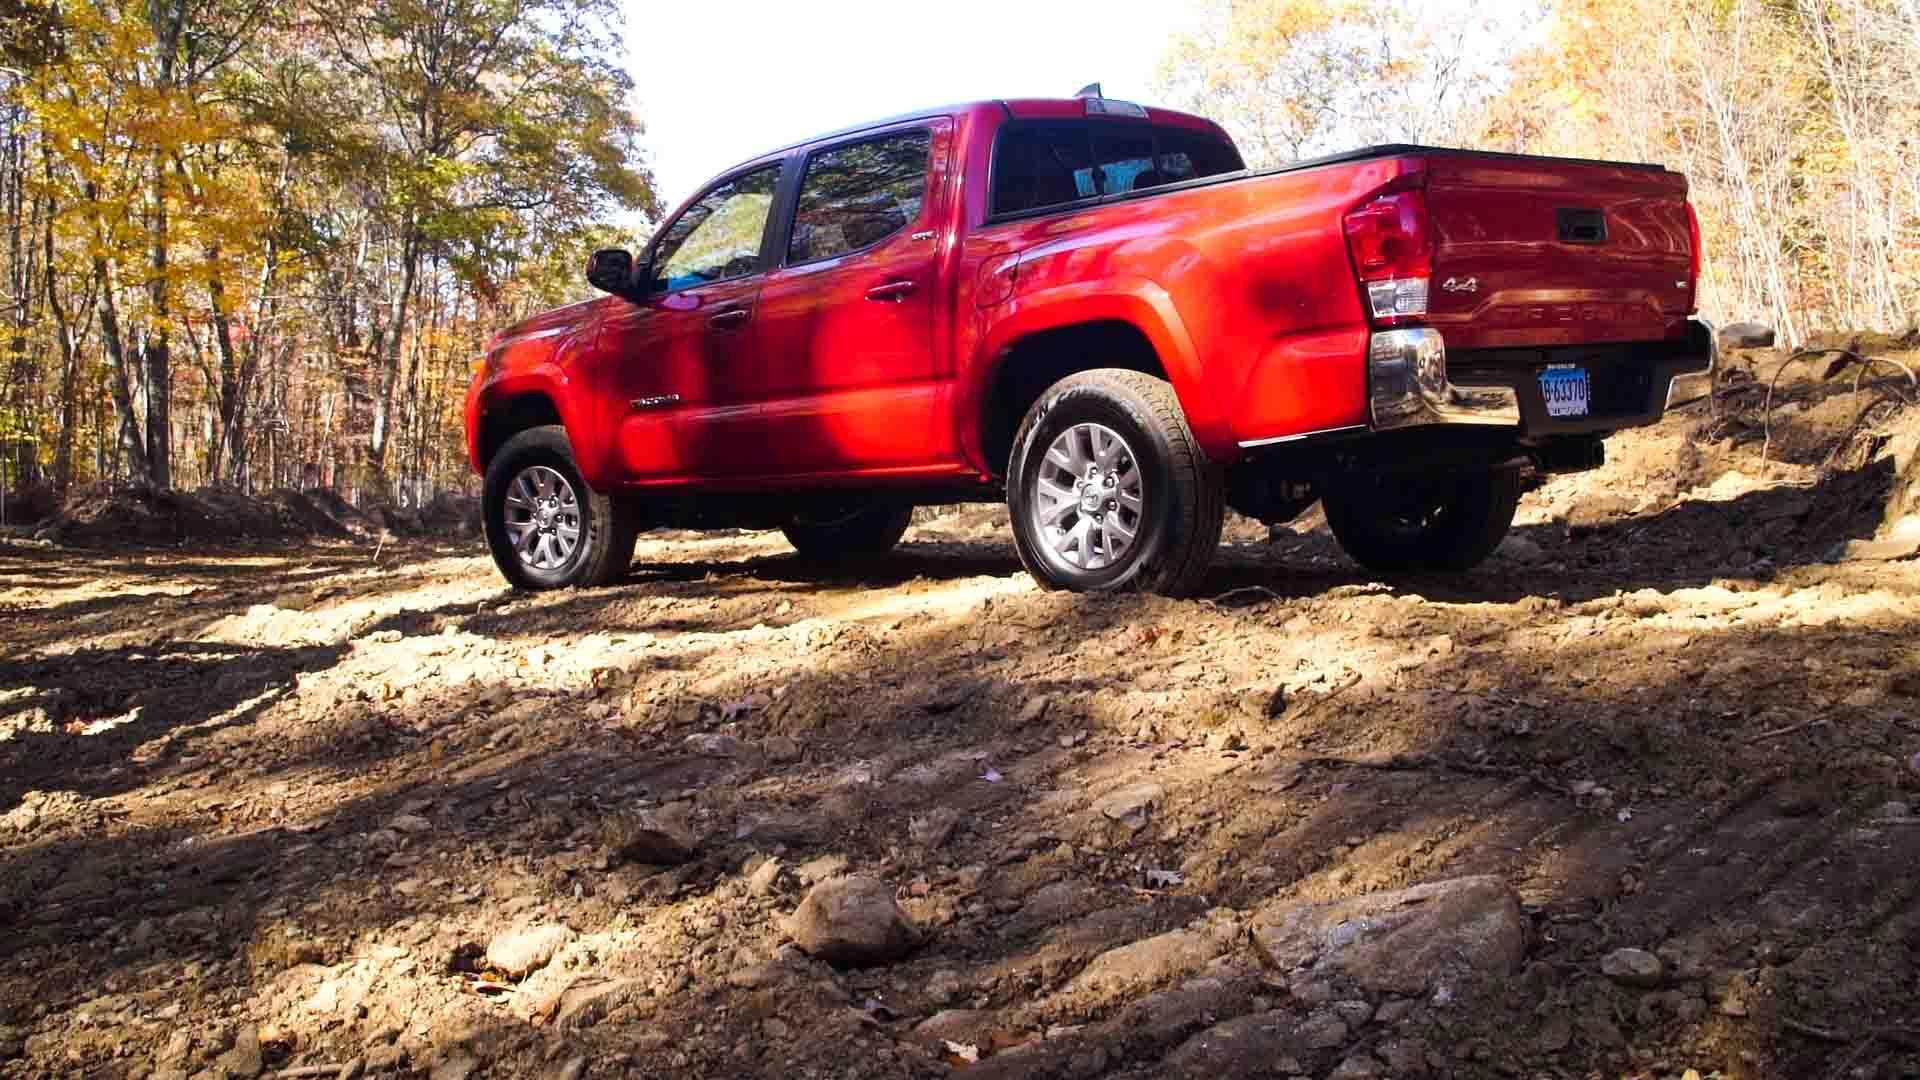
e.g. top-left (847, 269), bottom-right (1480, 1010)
top-left (1663, 317), bottom-right (1717, 409)
top-left (1367, 319), bottom-right (1717, 434)
top-left (1368, 328), bottom-right (1521, 430)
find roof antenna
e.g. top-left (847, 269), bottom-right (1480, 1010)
top-left (1074, 83), bottom-right (1103, 99)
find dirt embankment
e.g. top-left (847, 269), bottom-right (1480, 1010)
top-left (17, 487), bottom-right (480, 548)
top-left (0, 345), bottom-right (1916, 1080)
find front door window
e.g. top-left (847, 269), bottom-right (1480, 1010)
top-left (651, 164), bottom-right (781, 293)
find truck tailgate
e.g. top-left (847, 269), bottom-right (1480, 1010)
top-left (1420, 153), bottom-right (1693, 350)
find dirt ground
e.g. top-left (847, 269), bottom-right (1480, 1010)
top-left (3, 350), bottom-right (1918, 1080)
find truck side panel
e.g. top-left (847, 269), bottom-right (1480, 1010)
top-left (963, 152), bottom-right (1413, 464)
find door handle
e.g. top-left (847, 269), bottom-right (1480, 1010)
top-left (708, 308), bottom-right (749, 329)
top-left (865, 280), bottom-right (917, 302)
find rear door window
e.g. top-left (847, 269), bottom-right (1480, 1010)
top-left (787, 129), bottom-right (933, 265)
top-left (992, 125), bottom-right (1097, 216)
top-left (992, 121), bottom-right (1244, 217)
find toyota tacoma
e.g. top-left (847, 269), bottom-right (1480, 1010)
top-left (465, 95), bottom-right (1713, 594)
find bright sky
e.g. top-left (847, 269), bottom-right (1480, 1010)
top-left (624, 0), bottom-right (1199, 214)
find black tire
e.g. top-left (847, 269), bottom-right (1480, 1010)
top-left (482, 425), bottom-right (639, 589)
top-left (782, 502), bottom-right (913, 561)
top-left (1007, 369), bottom-right (1224, 597)
top-left (1322, 465), bottom-right (1522, 574)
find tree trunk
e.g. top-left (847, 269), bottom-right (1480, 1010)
top-left (229, 233), bottom-right (279, 489)
top-left (369, 227), bottom-right (419, 481)
top-left (95, 251), bottom-right (149, 485)
top-left (207, 248), bottom-right (239, 487)
top-left (43, 160), bottom-right (78, 493)
top-left (143, 150), bottom-right (172, 489)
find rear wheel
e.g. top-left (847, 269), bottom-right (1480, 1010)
top-left (782, 502), bottom-right (913, 560)
top-left (1007, 369), bottom-right (1224, 596)
top-left (1322, 465), bottom-right (1522, 574)
top-left (483, 425), bottom-right (639, 589)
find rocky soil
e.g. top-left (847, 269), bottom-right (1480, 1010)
top-left (2, 346), bottom-right (1917, 1079)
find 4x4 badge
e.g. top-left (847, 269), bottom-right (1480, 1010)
top-left (1442, 276), bottom-right (1479, 293)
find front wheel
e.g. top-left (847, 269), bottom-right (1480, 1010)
top-left (482, 425), bottom-right (639, 589)
top-left (1007, 369), bottom-right (1224, 596)
top-left (1322, 465), bottom-right (1522, 574)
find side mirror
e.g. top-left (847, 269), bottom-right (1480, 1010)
top-left (585, 248), bottom-right (642, 300)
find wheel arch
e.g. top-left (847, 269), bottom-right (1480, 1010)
top-left (971, 278), bottom-right (1217, 478)
top-left (476, 392), bottom-right (564, 473)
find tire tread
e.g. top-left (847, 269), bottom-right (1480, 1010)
top-left (1007, 368), bottom-right (1223, 597)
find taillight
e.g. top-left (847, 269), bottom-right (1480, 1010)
top-left (1685, 201), bottom-right (1702, 313)
top-left (1344, 182), bottom-right (1434, 325)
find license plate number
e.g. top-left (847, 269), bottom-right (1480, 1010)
top-left (1539, 365), bottom-right (1590, 418)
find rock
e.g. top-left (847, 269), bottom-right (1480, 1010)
top-left (1289, 977), bottom-right (1334, 1005)
top-left (1205, 727), bottom-right (1245, 752)
top-left (1331, 999), bottom-right (1374, 1027)
top-left (1328, 1053), bottom-right (1382, 1080)
top-left (1298, 1010), bottom-right (1349, 1049)
top-left (909, 807), bottom-right (961, 850)
top-left (913, 1009), bottom-right (995, 1046)
top-left (1601, 947), bottom-right (1665, 987)
top-left (1066, 928), bottom-right (1228, 999)
top-left (1093, 782), bottom-right (1165, 832)
top-left (213, 1025), bottom-right (263, 1078)
top-left (926, 968), bottom-right (965, 1006)
top-left (684, 732), bottom-right (750, 757)
top-left (389, 813), bottom-right (432, 835)
top-left (1250, 875), bottom-right (1524, 999)
top-left (549, 977), bottom-right (636, 1028)
top-left (747, 857), bottom-right (784, 897)
top-left (609, 803), bottom-right (698, 865)
top-left (1910, 750), bottom-right (1920, 778)
top-left (550, 1056), bottom-right (587, 1080)
top-left (1717, 321), bottom-right (1776, 349)
top-left (1163, 1013), bottom-right (1303, 1077)
top-left (486, 923), bottom-right (572, 979)
top-left (1498, 534), bottom-right (1545, 563)
top-left (726, 958), bottom-right (780, 989)
top-left (1841, 517), bottom-right (1920, 562)
top-left (795, 854), bottom-right (848, 885)
top-left (735, 810), bottom-right (823, 847)
top-left (1373, 998), bottom-right (1415, 1025)
top-left (156, 1029), bottom-right (194, 1067)
top-left (304, 976), bottom-right (342, 1013)
top-left (1537, 1015), bottom-right (1572, 1051)
top-left (763, 735), bottom-right (803, 763)
top-left (430, 1048), bottom-right (480, 1080)
top-left (1575, 1011), bottom-right (1626, 1047)
top-left (1376, 1038), bottom-right (1429, 1075)
top-left (1567, 494), bottom-right (1636, 533)
top-left (785, 875), bottom-right (919, 967)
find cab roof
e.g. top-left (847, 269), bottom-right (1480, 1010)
top-left (728, 98), bottom-right (1228, 174)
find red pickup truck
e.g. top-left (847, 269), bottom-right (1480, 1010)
top-left (465, 96), bottom-right (1713, 595)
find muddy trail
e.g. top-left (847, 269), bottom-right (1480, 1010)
top-left (3, 352), bottom-right (1919, 1080)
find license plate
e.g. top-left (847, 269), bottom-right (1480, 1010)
top-left (1539, 364), bottom-right (1590, 418)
